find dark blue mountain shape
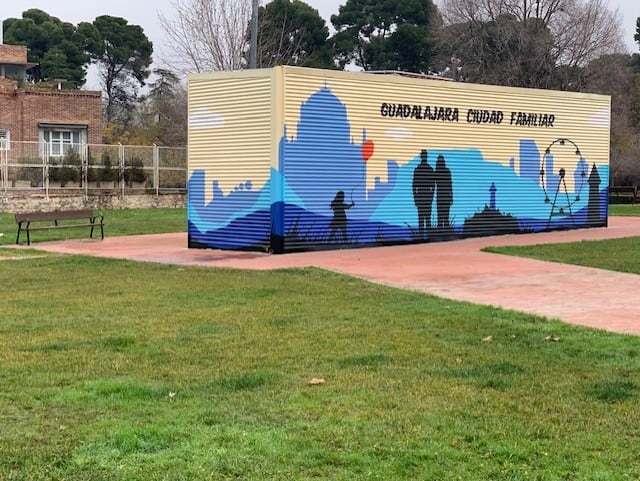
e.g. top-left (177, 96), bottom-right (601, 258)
top-left (188, 170), bottom-right (267, 233)
top-left (520, 188), bottom-right (608, 231)
top-left (189, 168), bottom-right (304, 234)
top-left (272, 203), bottom-right (412, 248)
top-left (188, 148), bottom-right (607, 250)
top-left (188, 210), bottom-right (271, 250)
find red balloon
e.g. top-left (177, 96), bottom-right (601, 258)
top-left (361, 140), bottom-right (374, 162)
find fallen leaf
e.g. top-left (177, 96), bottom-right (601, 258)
top-left (482, 335), bottom-right (493, 343)
top-left (456, 357), bottom-right (463, 364)
top-left (545, 335), bottom-right (561, 342)
top-left (308, 378), bottom-right (326, 386)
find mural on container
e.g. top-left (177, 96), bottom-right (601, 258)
top-left (188, 81), bottom-right (609, 252)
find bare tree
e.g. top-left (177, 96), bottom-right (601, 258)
top-left (158, 0), bottom-right (251, 74)
top-left (437, 0), bottom-right (626, 88)
top-left (583, 54), bottom-right (640, 185)
top-left (435, 13), bottom-right (557, 87)
top-left (554, 0), bottom-right (625, 69)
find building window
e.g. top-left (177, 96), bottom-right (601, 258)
top-left (39, 125), bottom-right (87, 157)
top-left (0, 63), bottom-right (26, 81)
top-left (0, 129), bottom-right (9, 149)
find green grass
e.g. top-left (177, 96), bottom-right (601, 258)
top-left (483, 203), bottom-right (640, 274)
top-left (486, 236), bottom-right (640, 275)
top-left (0, 208), bottom-right (186, 245)
top-left (1, 205), bottom-right (639, 478)
top-left (608, 204), bottom-right (640, 216)
top-left (1, 255), bottom-right (640, 480)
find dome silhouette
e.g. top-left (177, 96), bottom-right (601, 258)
top-left (297, 87), bottom-right (351, 144)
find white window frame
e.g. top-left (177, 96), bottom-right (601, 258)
top-left (0, 129), bottom-right (10, 150)
top-left (39, 124), bottom-right (87, 158)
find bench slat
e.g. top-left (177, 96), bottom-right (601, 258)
top-left (15, 210), bottom-right (104, 245)
top-left (609, 186), bottom-right (638, 204)
top-left (15, 209), bottom-right (95, 223)
top-left (25, 223), bottom-right (99, 231)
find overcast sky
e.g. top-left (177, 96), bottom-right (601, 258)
top-left (2, 0), bottom-right (639, 88)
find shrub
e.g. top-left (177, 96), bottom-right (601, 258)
top-left (124, 158), bottom-right (146, 186)
top-left (99, 151), bottom-right (116, 185)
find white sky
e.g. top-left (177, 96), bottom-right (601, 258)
top-left (1, 0), bottom-right (639, 88)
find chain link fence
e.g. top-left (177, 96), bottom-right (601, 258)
top-left (0, 140), bottom-right (186, 198)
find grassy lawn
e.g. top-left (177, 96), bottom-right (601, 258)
top-left (485, 204), bottom-right (640, 274)
top-left (1, 253), bottom-right (640, 480)
top-left (608, 203), bottom-right (640, 216)
top-left (0, 208), bottom-right (186, 246)
top-left (486, 236), bottom-right (640, 275)
top-left (1, 205), bottom-right (639, 479)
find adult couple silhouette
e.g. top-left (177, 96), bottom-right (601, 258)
top-left (412, 149), bottom-right (453, 238)
top-left (327, 149), bottom-right (452, 244)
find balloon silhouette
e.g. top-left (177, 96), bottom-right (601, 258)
top-left (361, 140), bottom-right (374, 162)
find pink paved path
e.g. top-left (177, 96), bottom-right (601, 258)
top-left (28, 216), bottom-right (640, 336)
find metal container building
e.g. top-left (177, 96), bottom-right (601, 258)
top-left (188, 66), bottom-right (610, 254)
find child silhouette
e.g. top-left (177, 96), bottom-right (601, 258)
top-left (329, 190), bottom-right (354, 243)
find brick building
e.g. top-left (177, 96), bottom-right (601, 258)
top-left (0, 44), bottom-right (102, 155)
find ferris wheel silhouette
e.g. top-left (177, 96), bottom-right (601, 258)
top-left (540, 138), bottom-right (587, 229)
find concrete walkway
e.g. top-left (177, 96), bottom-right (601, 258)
top-left (26, 216), bottom-right (640, 336)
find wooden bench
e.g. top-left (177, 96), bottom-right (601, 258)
top-left (609, 186), bottom-right (638, 204)
top-left (15, 209), bottom-right (104, 246)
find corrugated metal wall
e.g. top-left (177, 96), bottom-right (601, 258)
top-left (187, 71), bottom-right (275, 251)
top-left (278, 67), bottom-right (609, 252)
top-left (187, 66), bottom-right (610, 254)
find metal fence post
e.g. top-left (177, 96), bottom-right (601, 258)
top-left (82, 143), bottom-right (89, 200)
top-left (153, 144), bottom-right (159, 196)
top-left (119, 143), bottom-right (125, 199)
top-left (1, 139), bottom-right (6, 193)
top-left (43, 141), bottom-right (49, 200)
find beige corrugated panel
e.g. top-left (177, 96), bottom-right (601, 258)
top-left (279, 67), bottom-right (609, 249)
top-left (188, 70), bottom-right (275, 251)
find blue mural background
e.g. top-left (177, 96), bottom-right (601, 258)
top-left (188, 85), bottom-right (609, 252)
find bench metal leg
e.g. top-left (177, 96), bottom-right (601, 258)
top-left (88, 217), bottom-right (104, 240)
top-left (15, 222), bottom-right (31, 245)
